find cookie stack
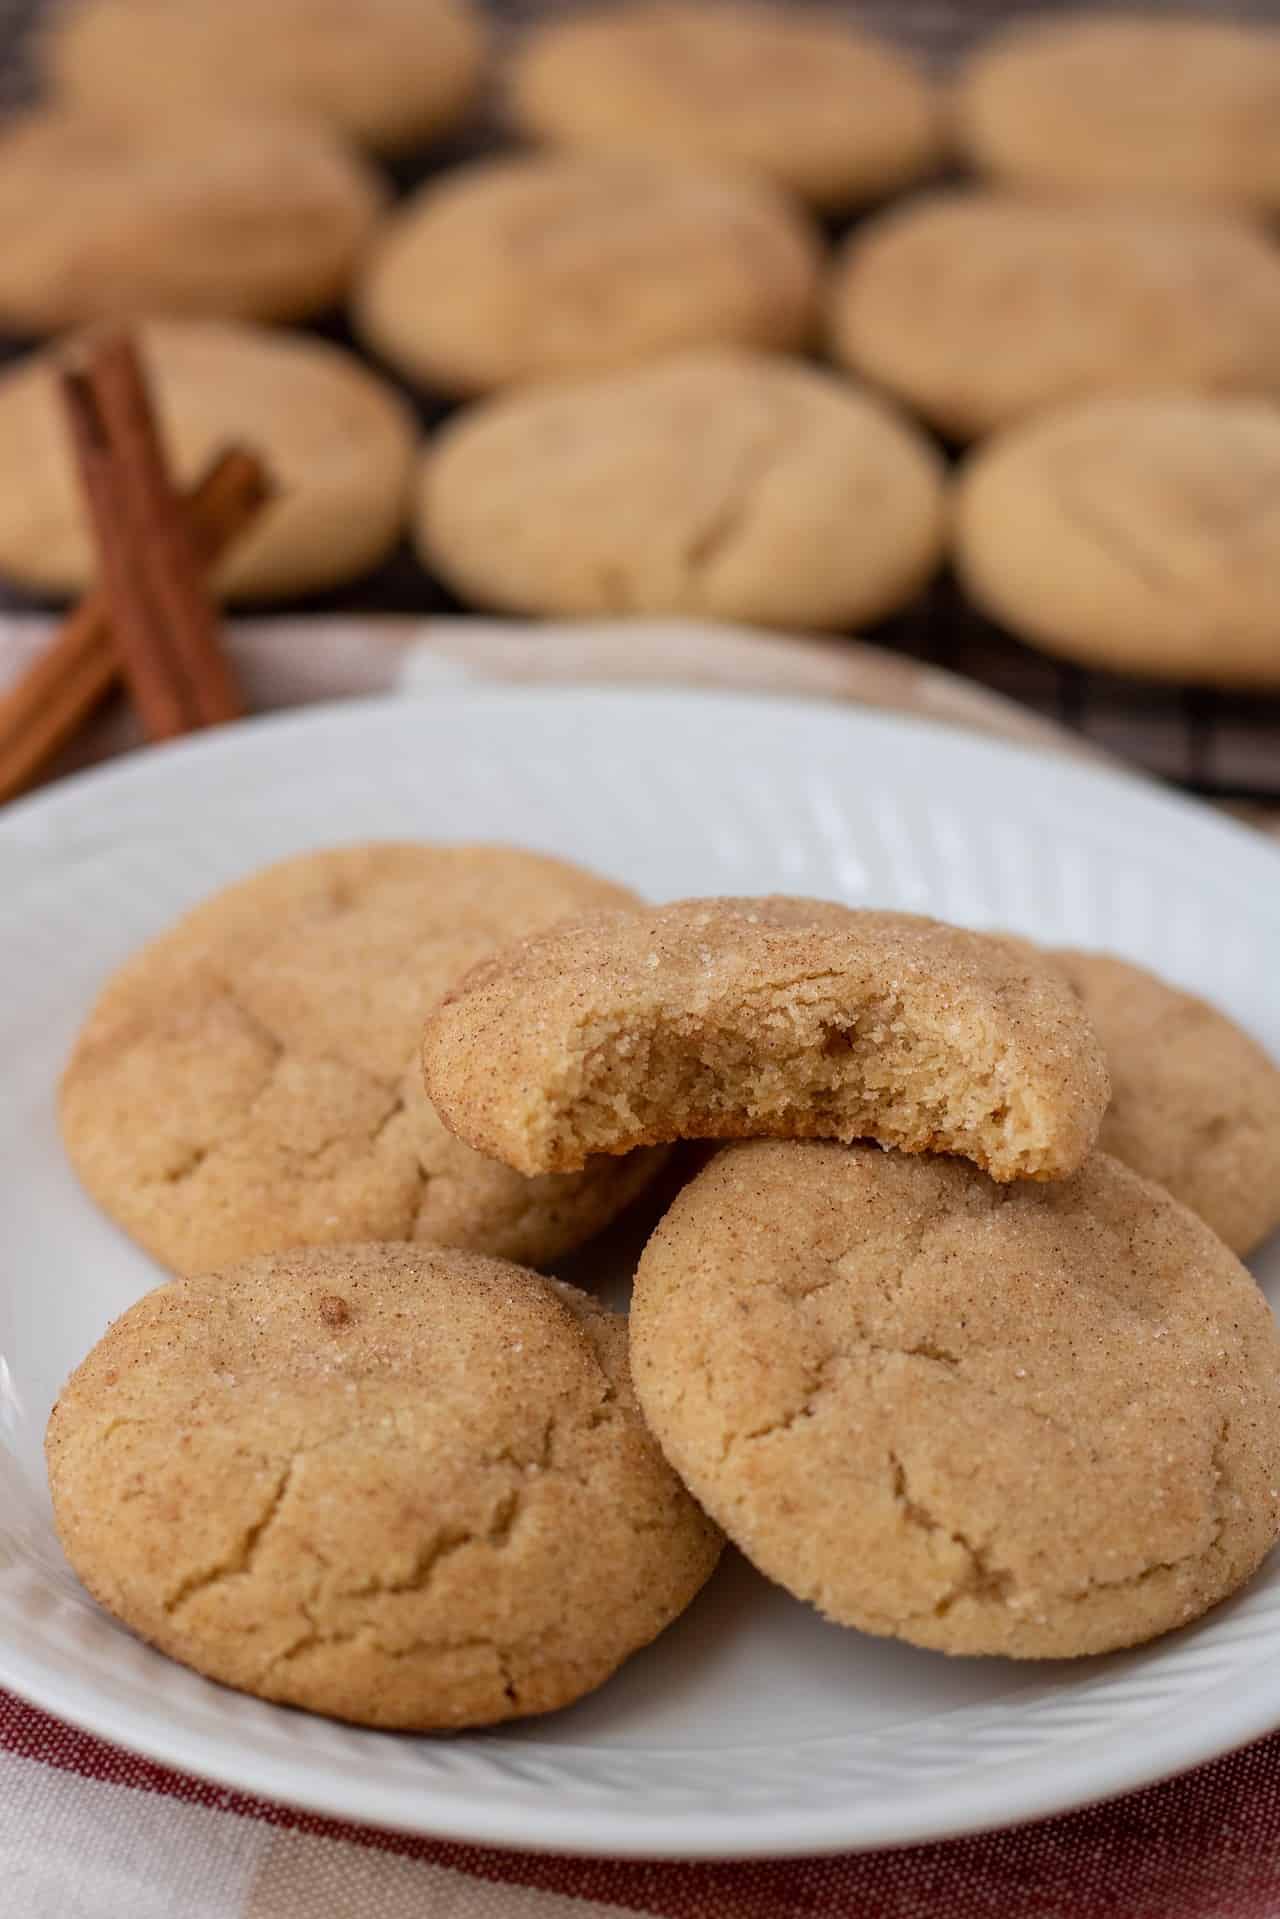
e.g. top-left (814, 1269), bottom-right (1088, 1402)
top-left (48, 847), bottom-right (1280, 1728)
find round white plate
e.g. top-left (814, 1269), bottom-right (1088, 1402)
top-left (4, 687), bottom-right (1280, 1860)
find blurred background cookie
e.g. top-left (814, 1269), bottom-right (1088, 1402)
top-left (354, 153), bottom-right (823, 396)
top-left (42, 0), bottom-right (489, 156)
top-left (507, 0), bottom-right (943, 211)
top-left (0, 320), bottom-right (417, 601)
top-left (418, 347), bottom-right (946, 629)
top-left (829, 190), bottom-right (1280, 442)
top-left (954, 394), bottom-right (1280, 686)
top-left (0, 109), bottom-right (384, 332)
top-left (956, 11), bottom-right (1280, 211)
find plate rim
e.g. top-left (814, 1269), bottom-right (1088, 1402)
top-left (0, 682), bottom-right (1274, 869)
top-left (4, 684), bottom-right (1280, 1859)
top-left (6, 1605), bottom-right (1280, 1860)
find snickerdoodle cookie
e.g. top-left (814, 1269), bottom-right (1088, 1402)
top-left (44, 0), bottom-right (488, 156)
top-left (1050, 949), bottom-right (1280, 1257)
top-left (829, 191), bottom-right (1280, 441)
top-left (955, 13), bottom-right (1280, 212)
top-left (417, 349), bottom-right (946, 629)
top-left (354, 154), bottom-right (822, 396)
top-left (507, 1), bottom-right (942, 211)
top-left (47, 1245), bottom-right (721, 1728)
top-left (0, 110), bottom-right (384, 333)
top-left (423, 899), bottom-right (1109, 1182)
top-left (0, 321), bottom-right (416, 601)
top-left (61, 844), bottom-right (662, 1274)
top-left (630, 1139), bottom-right (1280, 1659)
top-left (953, 394), bottom-right (1280, 686)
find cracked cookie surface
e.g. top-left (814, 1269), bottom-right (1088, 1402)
top-left (954, 394), bottom-right (1280, 686)
top-left (60, 842), bottom-right (663, 1273)
top-left (1048, 948), bottom-right (1280, 1258)
top-left (46, 1243), bottom-right (722, 1728)
top-left (416, 347), bottom-right (946, 630)
top-left (630, 1139), bottom-right (1280, 1658)
top-left (506, 1), bottom-right (942, 212)
top-left (423, 898), bottom-right (1109, 1181)
top-left (354, 153), bottom-right (822, 397)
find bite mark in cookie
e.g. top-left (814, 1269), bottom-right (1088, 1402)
top-left (423, 898), bottom-right (1109, 1182)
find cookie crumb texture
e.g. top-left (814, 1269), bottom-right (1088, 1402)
top-left (417, 347), bottom-right (946, 631)
top-left (46, 1246), bottom-right (721, 1728)
top-left (60, 843), bottom-right (662, 1273)
top-left (423, 899), bottom-right (1109, 1182)
top-left (631, 1141), bottom-right (1280, 1659)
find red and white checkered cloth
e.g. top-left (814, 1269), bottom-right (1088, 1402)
top-left (8, 1689), bottom-right (1280, 1917)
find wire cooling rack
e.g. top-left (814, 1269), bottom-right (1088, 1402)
top-left (2, 0), bottom-right (1278, 803)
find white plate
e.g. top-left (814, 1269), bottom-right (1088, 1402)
top-left (3, 687), bottom-right (1280, 1861)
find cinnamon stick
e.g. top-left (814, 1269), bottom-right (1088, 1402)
top-left (60, 335), bottom-right (246, 741)
top-left (0, 446), bottom-right (271, 804)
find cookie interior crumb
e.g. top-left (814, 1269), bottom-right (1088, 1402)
top-left (525, 979), bottom-right (1075, 1180)
top-left (424, 899), bottom-right (1109, 1182)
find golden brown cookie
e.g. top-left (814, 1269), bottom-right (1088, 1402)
top-left (955, 12), bottom-right (1280, 211)
top-left (44, 0), bottom-right (488, 156)
top-left (61, 844), bottom-right (663, 1274)
top-left (1050, 949), bottom-right (1280, 1257)
top-left (507, 1), bottom-right (942, 211)
top-left (423, 899), bottom-right (1109, 1182)
top-left (354, 153), bottom-right (823, 396)
top-left (953, 394), bottom-right (1280, 686)
top-left (47, 1245), bottom-right (721, 1728)
top-left (829, 190), bottom-right (1280, 441)
top-left (417, 348), bottom-right (947, 629)
top-left (0, 109), bottom-right (384, 332)
top-left (0, 321), bottom-right (416, 602)
top-left (631, 1139), bottom-right (1280, 1659)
